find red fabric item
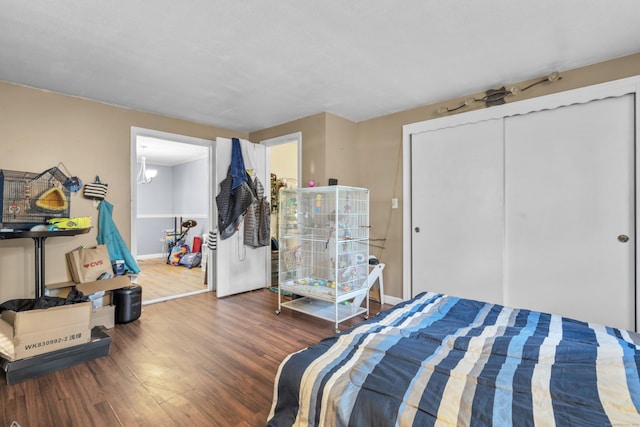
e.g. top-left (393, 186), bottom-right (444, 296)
top-left (192, 236), bottom-right (202, 253)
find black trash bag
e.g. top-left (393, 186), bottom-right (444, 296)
top-left (0, 287), bottom-right (89, 313)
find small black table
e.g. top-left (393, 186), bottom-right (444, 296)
top-left (0, 228), bottom-right (91, 298)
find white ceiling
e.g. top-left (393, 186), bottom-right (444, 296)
top-left (1, 1), bottom-right (640, 147)
top-left (136, 136), bottom-right (208, 166)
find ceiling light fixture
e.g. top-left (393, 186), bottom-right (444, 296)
top-left (437, 72), bottom-right (562, 115)
top-left (137, 146), bottom-right (158, 184)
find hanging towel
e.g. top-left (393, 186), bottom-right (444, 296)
top-left (207, 230), bottom-right (217, 250)
top-left (97, 199), bottom-right (141, 274)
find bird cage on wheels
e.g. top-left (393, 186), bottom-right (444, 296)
top-left (0, 167), bottom-right (71, 230)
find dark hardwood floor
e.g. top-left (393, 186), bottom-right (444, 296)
top-left (0, 289), bottom-right (389, 427)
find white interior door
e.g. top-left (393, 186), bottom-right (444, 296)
top-left (504, 95), bottom-right (635, 330)
top-left (411, 119), bottom-right (504, 303)
top-left (213, 137), bottom-right (269, 298)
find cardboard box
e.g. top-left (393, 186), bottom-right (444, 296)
top-left (91, 305), bottom-right (115, 329)
top-left (46, 275), bottom-right (130, 298)
top-left (0, 302), bottom-right (92, 361)
top-left (46, 275), bottom-right (130, 329)
top-left (87, 290), bottom-right (109, 309)
top-left (46, 284), bottom-right (110, 307)
top-left (75, 275), bottom-right (131, 296)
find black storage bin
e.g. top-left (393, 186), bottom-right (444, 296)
top-left (112, 286), bottom-right (142, 324)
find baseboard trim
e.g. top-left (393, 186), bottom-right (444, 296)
top-left (137, 253), bottom-right (164, 260)
top-left (383, 294), bottom-right (401, 306)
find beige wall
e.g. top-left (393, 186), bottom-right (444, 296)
top-left (0, 82), bottom-right (246, 301)
top-left (325, 113), bottom-right (358, 186)
top-left (269, 143), bottom-right (298, 187)
top-left (2, 52), bottom-right (640, 303)
top-left (250, 112), bottom-right (358, 187)
top-left (251, 113), bottom-right (326, 187)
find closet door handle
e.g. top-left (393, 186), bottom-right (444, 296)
top-left (618, 234), bottom-right (629, 243)
top-left (415, 227), bottom-right (421, 233)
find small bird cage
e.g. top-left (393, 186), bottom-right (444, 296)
top-left (0, 167), bottom-right (71, 230)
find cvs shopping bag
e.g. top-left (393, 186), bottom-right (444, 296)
top-left (66, 244), bottom-right (114, 283)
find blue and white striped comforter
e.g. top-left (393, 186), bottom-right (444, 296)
top-left (267, 292), bottom-right (640, 426)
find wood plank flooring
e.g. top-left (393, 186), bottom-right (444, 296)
top-left (0, 289), bottom-right (390, 426)
top-left (136, 257), bottom-right (207, 302)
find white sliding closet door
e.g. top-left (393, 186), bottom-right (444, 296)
top-left (411, 119), bottom-right (504, 303)
top-left (504, 95), bottom-right (635, 330)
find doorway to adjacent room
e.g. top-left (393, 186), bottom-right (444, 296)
top-left (260, 132), bottom-right (301, 287)
top-left (130, 127), bottom-right (212, 304)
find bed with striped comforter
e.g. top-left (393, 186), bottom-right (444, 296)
top-left (267, 291), bottom-right (640, 426)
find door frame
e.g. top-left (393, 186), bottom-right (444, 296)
top-left (402, 75), bottom-right (640, 322)
top-left (130, 127), bottom-right (215, 299)
top-left (259, 131), bottom-right (302, 286)
top-left (259, 131), bottom-right (302, 186)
